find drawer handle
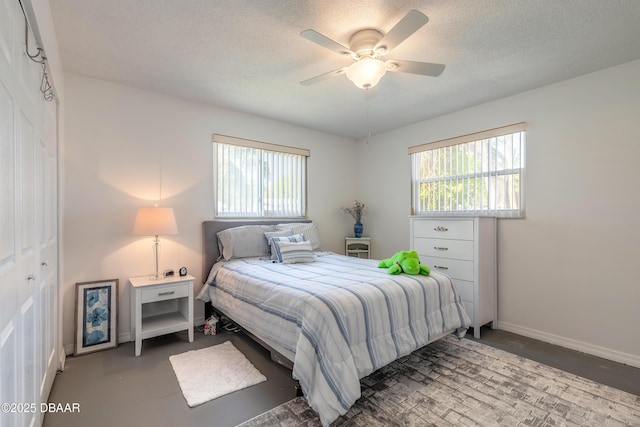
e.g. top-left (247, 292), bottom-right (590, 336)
top-left (433, 265), bottom-right (449, 270)
top-left (434, 246), bottom-right (448, 251)
top-left (434, 226), bottom-right (448, 232)
top-left (158, 291), bottom-right (175, 296)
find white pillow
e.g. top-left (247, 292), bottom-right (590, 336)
top-left (272, 240), bottom-right (314, 264)
top-left (265, 231), bottom-right (302, 260)
top-left (216, 225), bottom-right (276, 260)
top-left (275, 223), bottom-right (321, 250)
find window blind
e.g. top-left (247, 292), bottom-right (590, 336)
top-left (409, 123), bottom-right (526, 218)
top-left (213, 134), bottom-right (308, 218)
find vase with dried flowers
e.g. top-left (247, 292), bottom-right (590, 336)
top-left (342, 200), bottom-right (368, 238)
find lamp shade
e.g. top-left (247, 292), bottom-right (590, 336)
top-left (346, 57), bottom-right (387, 89)
top-left (133, 207), bottom-right (178, 236)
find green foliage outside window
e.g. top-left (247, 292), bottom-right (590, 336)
top-left (412, 132), bottom-right (524, 217)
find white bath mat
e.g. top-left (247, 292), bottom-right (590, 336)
top-left (169, 341), bottom-right (267, 407)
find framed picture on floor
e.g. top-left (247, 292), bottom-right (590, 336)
top-left (74, 279), bottom-right (118, 355)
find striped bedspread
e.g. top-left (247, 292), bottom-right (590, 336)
top-left (198, 252), bottom-right (470, 426)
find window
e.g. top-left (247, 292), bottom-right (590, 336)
top-left (213, 134), bottom-right (309, 218)
top-left (409, 123), bottom-right (526, 218)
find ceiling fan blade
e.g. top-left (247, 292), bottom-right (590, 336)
top-left (300, 29), bottom-right (353, 56)
top-left (374, 10), bottom-right (429, 54)
top-left (386, 60), bottom-right (445, 77)
top-left (300, 67), bottom-right (348, 86)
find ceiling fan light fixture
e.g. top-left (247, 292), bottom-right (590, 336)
top-left (346, 57), bottom-right (387, 89)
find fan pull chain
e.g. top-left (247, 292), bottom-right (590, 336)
top-left (365, 90), bottom-right (372, 144)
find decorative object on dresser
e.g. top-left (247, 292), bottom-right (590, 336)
top-left (132, 206), bottom-right (179, 280)
top-left (341, 200), bottom-right (368, 238)
top-left (410, 217), bottom-right (496, 339)
top-left (345, 236), bottom-right (371, 258)
top-left (129, 274), bottom-right (194, 356)
top-left (74, 279), bottom-right (119, 356)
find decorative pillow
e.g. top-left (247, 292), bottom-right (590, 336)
top-left (264, 230), bottom-right (294, 260)
top-left (216, 225), bottom-right (276, 260)
top-left (267, 233), bottom-right (306, 260)
top-left (272, 240), bottom-right (314, 264)
top-left (275, 222), bottom-right (321, 250)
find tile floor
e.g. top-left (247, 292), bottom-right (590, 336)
top-left (43, 326), bottom-right (640, 427)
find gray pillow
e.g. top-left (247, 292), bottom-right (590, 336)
top-left (275, 222), bottom-right (321, 250)
top-left (217, 225), bottom-right (276, 260)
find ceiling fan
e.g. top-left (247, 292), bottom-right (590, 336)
top-left (300, 10), bottom-right (445, 89)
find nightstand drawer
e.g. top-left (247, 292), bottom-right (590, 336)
top-left (141, 283), bottom-right (188, 303)
top-left (413, 219), bottom-right (473, 240)
top-left (414, 238), bottom-right (474, 261)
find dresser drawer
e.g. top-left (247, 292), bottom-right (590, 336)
top-left (428, 257), bottom-right (474, 282)
top-left (452, 279), bottom-right (474, 302)
top-left (413, 219), bottom-right (474, 240)
top-left (141, 283), bottom-right (188, 303)
top-left (414, 238), bottom-right (474, 261)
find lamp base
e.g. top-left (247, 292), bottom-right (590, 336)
top-left (152, 236), bottom-right (162, 281)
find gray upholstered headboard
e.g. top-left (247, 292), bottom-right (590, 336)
top-left (201, 219), bottom-right (312, 282)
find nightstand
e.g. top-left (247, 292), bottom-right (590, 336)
top-left (129, 274), bottom-right (195, 356)
top-left (345, 236), bottom-right (371, 259)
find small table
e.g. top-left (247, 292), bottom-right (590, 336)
top-left (345, 236), bottom-right (371, 259)
top-left (129, 274), bottom-right (194, 356)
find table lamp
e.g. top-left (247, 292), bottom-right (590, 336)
top-left (133, 206), bottom-right (178, 279)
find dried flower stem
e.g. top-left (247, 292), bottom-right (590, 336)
top-left (341, 200), bottom-right (368, 222)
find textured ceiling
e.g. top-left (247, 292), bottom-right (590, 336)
top-left (50, 0), bottom-right (640, 139)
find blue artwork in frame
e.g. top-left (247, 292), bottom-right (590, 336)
top-left (75, 279), bottom-right (118, 355)
top-left (82, 286), bottom-right (111, 346)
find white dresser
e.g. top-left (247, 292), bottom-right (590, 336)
top-left (410, 217), bottom-right (496, 338)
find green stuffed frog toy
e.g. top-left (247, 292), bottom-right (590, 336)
top-left (378, 250), bottom-right (430, 275)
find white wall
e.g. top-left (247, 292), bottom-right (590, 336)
top-left (356, 60), bottom-right (640, 367)
top-left (64, 61), bottom-right (640, 367)
top-left (62, 74), bottom-right (357, 352)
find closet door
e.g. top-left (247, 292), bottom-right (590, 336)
top-left (0, 2), bottom-right (58, 426)
top-left (0, 1), bottom-right (23, 424)
top-left (38, 100), bottom-right (58, 407)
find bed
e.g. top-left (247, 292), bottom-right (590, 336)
top-left (198, 219), bottom-right (470, 426)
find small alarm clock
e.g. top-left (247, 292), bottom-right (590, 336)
top-left (179, 266), bottom-right (188, 277)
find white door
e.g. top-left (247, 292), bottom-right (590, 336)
top-left (0, 1), bottom-right (59, 426)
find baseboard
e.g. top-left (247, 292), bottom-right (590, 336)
top-left (65, 332), bottom-right (132, 356)
top-left (119, 331), bottom-right (132, 345)
top-left (63, 343), bottom-right (74, 356)
top-left (114, 324), bottom-right (206, 352)
top-left (58, 348), bottom-right (66, 371)
top-left (65, 319), bottom-right (217, 356)
top-left (498, 321), bottom-right (640, 369)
